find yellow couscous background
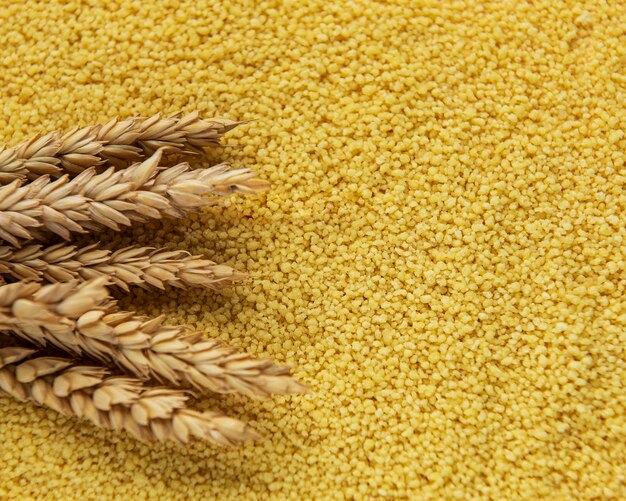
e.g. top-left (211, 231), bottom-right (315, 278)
top-left (1, 0), bottom-right (626, 499)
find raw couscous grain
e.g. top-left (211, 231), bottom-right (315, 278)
top-left (1, 0), bottom-right (626, 499)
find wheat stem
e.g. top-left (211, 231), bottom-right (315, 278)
top-left (0, 111), bottom-right (241, 183)
top-left (0, 344), bottom-right (260, 444)
top-left (0, 243), bottom-right (246, 291)
top-left (0, 279), bottom-right (306, 399)
top-left (0, 149), bottom-right (269, 247)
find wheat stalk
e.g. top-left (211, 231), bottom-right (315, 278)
top-left (0, 243), bottom-right (246, 291)
top-left (0, 149), bottom-right (270, 247)
top-left (0, 344), bottom-right (260, 444)
top-left (0, 111), bottom-right (241, 183)
top-left (0, 279), bottom-right (306, 399)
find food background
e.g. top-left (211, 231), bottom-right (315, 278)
top-left (1, 0), bottom-right (625, 499)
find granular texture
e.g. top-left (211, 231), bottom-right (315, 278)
top-left (1, 0), bottom-right (626, 499)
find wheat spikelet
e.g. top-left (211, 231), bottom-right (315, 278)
top-left (0, 279), bottom-right (306, 399)
top-left (98, 111), bottom-right (241, 163)
top-left (0, 243), bottom-right (246, 291)
top-left (0, 112), bottom-right (241, 183)
top-left (0, 132), bottom-right (64, 183)
top-left (0, 149), bottom-right (270, 247)
top-left (0, 345), bottom-right (260, 444)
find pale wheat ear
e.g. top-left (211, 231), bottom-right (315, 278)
top-left (0, 112), bottom-right (245, 183)
top-left (0, 278), bottom-right (308, 399)
top-left (0, 150), bottom-right (268, 247)
top-left (0, 346), bottom-right (261, 445)
top-left (0, 242), bottom-right (247, 291)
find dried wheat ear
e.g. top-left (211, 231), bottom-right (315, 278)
top-left (0, 112), bottom-right (305, 445)
top-left (0, 111), bottom-right (241, 183)
top-left (0, 278), bottom-right (306, 399)
top-left (0, 243), bottom-right (247, 291)
top-left (0, 148), bottom-right (269, 247)
top-left (0, 345), bottom-right (261, 445)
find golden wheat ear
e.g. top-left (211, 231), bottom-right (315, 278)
top-left (0, 149), bottom-right (269, 248)
top-left (0, 111), bottom-right (243, 183)
top-left (0, 344), bottom-right (261, 445)
top-left (0, 243), bottom-right (247, 291)
top-left (0, 279), bottom-right (308, 399)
